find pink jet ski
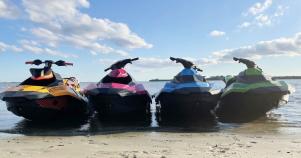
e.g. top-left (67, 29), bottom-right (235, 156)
top-left (84, 58), bottom-right (152, 119)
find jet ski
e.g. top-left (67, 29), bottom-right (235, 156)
top-left (84, 58), bottom-right (152, 119)
top-left (0, 59), bottom-right (90, 121)
top-left (215, 57), bottom-right (291, 122)
top-left (155, 57), bottom-right (221, 120)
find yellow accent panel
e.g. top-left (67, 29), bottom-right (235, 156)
top-left (63, 79), bottom-right (81, 92)
top-left (48, 86), bottom-right (78, 98)
top-left (6, 85), bottom-right (79, 98)
top-left (7, 85), bottom-right (50, 93)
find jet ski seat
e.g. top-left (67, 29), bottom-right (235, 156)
top-left (173, 75), bottom-right (206, 83)
top-left (20, 72), bottom-right (63, 87)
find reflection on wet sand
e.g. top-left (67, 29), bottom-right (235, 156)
top-left (0, 112), bottom-right (289, 136)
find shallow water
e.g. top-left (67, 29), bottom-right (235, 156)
top-left (0, 80), bottom-right (300, 136)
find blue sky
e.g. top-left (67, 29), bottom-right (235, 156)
top-left (0, 0), bottom-right (301, 81)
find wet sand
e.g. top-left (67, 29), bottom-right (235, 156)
top-left (1, 132), bottom-right (301, 158)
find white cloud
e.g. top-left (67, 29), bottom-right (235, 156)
top-left (255, 14), bottom-right (271, 26)
top-left (31, 27), bottom-right (60, 47)
top-left (0, 40), bottom-right (77, 58)
top-left (20, 40), bottom-right (78, 58)
top-left (239, 1), bottom-right (287, 29)
top-left (99, 57), bottom-right (173, 70)
top-left (21, 0), bottom-right (152, 56)
top-left (238, 22), bottom-right (251, 28)
top-left (99, 57), bottom-right (217, 72)
top-left (247, 0), bottom-right (273, 16)
top-left (212, 32), bottom-right (301, 62)
top-left (209, 30), bottom-right (226, 37)
top-left (0, 0), bottom-right (20, 19)
top-left (98, 30), bottom-right (301, 73)
top-left (274, 5), bottom-right (288, 17)
top-left (0, 41), bottom-right (23, 52)
top-left (99, 32), bottom-right (301, 71)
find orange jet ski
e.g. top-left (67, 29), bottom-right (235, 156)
top-left (0, 60), bottom-right (91, 121)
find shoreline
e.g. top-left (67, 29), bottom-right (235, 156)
top-left (0, 131), bottom-right (300, 158)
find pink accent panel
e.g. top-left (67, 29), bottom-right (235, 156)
top-left (108, 69), bottom-right (128, 78)
top-left (98, 83), bottom-right (148, 94)
top-left (81, 83), bottom-right (97, 93)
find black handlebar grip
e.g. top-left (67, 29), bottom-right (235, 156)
top-left (131, 57), bottom-right (139, 61)
top-left (170, 57), bottom-right (176, 61)
top-left (104, 67), bottom-right (110, 72)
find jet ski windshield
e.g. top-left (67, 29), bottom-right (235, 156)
top-left (100, 58), bottom-right (139, 84)
top-left (236, 68), bottom-right (272, 83)
top-left (169, 57), bottom-right (206, 83)
top-left (173, 69), bottom-right (206, 83)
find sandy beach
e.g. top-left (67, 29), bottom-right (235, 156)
top-left (1, 131), bottom-right (300, 158)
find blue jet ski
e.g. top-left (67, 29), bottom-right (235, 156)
top-left (155, 57), bottom-right (221, 120)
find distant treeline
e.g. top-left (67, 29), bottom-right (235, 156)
top-left (149, 76), bottom-right (225, 82)
top-left (149, 79), bottom-right (172, 82)
top-left (149, 76), bottom-right (301, 82)
top-left (272, 76), bottom-right (301, 80)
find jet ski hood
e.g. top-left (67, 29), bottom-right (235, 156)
top-left (235, 67), bottom-right (272, 83)
top-left (84, 58), bottom-right (150, 96)
top-left (159, 57), bottom-right (217, 94)
top-left (108, 69), bottom-right (129, 78)
top-left (0, 59), bottom-right (82, 101)
top-left (222, 57), bottom-right (291, 97)
top-left (173, 68), bottom-right (207, 83)
top-left (161, 68), bottom-right (213, 93)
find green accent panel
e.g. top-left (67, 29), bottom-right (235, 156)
top-left (224, 75), bottom-right (234, 83)
top-left (244, 68), bottom-right (263, 76)
top-left (222, 80), bottom-right (289, 97)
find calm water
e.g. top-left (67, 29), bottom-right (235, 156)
top-left (0, 80), bottom-right (300, 136)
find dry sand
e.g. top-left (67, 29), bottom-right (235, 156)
top-left (0, 132), bottom-right (301, 158)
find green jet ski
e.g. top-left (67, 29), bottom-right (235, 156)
top-left (215, 57), bottom-right (291, 122)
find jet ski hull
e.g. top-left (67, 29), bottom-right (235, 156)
top-left (3, 96), bottom-right (89, 120)
top-left (156, 92), bottom-right (219, 120)
top-left (86, 88), bottom-right (151, 119)
top-left (215, 87), bottom-right (289, 122)
top-left (0, 84), bottom-right (90, 121)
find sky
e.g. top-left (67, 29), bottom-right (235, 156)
top-left (0, 0), bottom-right (301, 82)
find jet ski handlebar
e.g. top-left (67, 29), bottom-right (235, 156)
top-left (104, 57), bottom-right (139, 72)
top-left (25, 59), bottom-right (73, 67)
top-left (170, 57), bottom-right (203, 72)
top-left (233, 57), bottom-right (256, 68)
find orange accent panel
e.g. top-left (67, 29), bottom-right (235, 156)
top-left (36, 97), bottom-right (68, 110)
